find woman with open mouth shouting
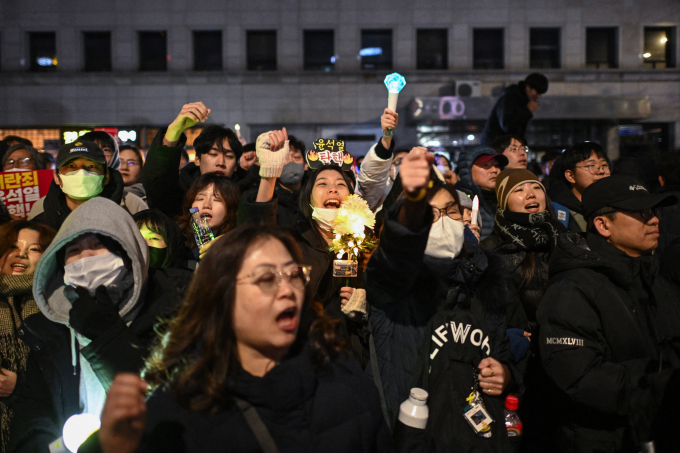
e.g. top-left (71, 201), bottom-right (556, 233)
top-left (239, 129), bottom-right (371, 368)
top-left (177, 173), bottom-right (241, 264)
top-left (0, 219), bottom-right (55, 452)
top-left (86, 225), bottom-right (393, 453)
top-left (480, 168), bottom-right (565, 451)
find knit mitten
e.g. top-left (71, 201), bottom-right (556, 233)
top-left (256, 131), bottom-right (289, 178)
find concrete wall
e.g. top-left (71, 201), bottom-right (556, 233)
top-left (0, 0), bottom-right (679, 146)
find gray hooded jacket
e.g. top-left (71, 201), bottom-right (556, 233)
top-left (33, 197), bottom-right (149, 326)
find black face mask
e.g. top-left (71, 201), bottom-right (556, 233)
top-left (148, 246), bottom-right (168, 269)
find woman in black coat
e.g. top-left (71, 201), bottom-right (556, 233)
top-left (86, 225), bottom-right (393, 453)
top-left (239, 130), bottom-right (370, 365)
top-left (480, 168), bottom-right (564, 452)
top-left (365, 148), bottom-right (518, 452)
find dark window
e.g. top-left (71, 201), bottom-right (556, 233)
top-left (139, 31), bottom-right (167, 71)
top-left (473, 28), bottom-right (504, 69)
top-left (193, 31), bottom-right (222, 71)
top-left (417, 29), bottom-right (448, 69)
top-left (644, 26), bottom-right (676, 69)
top-left (83, 32), bottom-right (111, 72)
top-left (29, 32), bottom-right (57, 72)
top-left (586, 28), bottom-right (618, 69)
top-left (361, 29), bottom-right (392, 70)
top-left (530, 28), bottom-right (560, 69)
top-left (304, 30), bottom-right (334, 71)
top-left (247, 30), bottom-right (277, 71)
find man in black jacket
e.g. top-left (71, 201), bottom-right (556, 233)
top-left (480, 73), bottom-right (548, 146)
top-left (141, 102), bottom-right (245, 218)
top-left (537, 175), bottom-right (680, 452)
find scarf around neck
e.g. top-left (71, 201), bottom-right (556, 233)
top-left (493, 208), bottom-right (558, 253)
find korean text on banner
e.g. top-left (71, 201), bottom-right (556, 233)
top-left (0, 170), bottom-right (54, 219)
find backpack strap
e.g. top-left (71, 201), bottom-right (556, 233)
top-left (234, 397), bottom-right (281, 453)
top-left (551, 201), bottom-right (570, 228)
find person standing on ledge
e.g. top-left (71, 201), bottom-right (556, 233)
top-left (481, 73), bottom-right (549, 146)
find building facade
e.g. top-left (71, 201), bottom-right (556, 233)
top-left (0, 0), bottom-right (678, 159)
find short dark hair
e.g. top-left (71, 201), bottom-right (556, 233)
top-left (78, 131), bottom-right (117, 152)
top-left (558, 142), bottom-right (608, 185)
top-left (525, 73), bottom-right (549, 94)
top-left (541, 150), bottom-right (561, 164)
top-left (193, 125), bottom-right (243, 160)
top-left (587, 207), bottom-right (618, 233)
top-left (490, 135), bottom-right (525, 154)
top-left (2, 135), bottom-right (33, 147)
top-left (659, 150), bottom-right (680, 191)
top-left (288, 135), bottom-right (306, 154)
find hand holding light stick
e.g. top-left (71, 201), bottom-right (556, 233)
top-left (471, 195), bottom-right (479, 226)
top-left (384, 73), bottom-right (406, 135)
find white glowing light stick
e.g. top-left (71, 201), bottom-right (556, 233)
top-left (470, 195), bottom-right (479, 226)
top-left (62, 413), bottom-right (101, 452)
top-left (384, 73), bottom-right (406, 112)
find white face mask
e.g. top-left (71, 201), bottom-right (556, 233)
top-left (59, 169), bottom-right (105, 200)
top-left (311, 205), bottom-right (339, 231)
top-left (64, 253), bottom-right (126, 295)
top-left (4, 168), bottom-right (30, 172)
top-left (424, 216), bottom-right (465, 259)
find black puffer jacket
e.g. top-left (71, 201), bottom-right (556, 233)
top-left (537, 233), bottom-right (680, 452)
top-left (81, 345), bottom-right (394, 453)
top-left (480, 80), bottom-right (533, 145)
top-left (394, 310), bottom-right (512, 453)
top-left (481, 233), bottom-right (550, 335)
top-left (365, 200), bottom-right (516, 427)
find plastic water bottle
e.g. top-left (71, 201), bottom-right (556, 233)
top-left (504, 395), bottom-right (522, 437)
top-left (190, 207), bottom-right (215, 248)
top-left (398, 388), bottom-right (429, 429)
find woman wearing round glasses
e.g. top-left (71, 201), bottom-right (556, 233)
top-left (88, 225), bottom-right (393, 453)
top-left (2, 144), bottom-right (47, 171)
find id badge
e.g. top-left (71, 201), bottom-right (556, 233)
top-left (462, 400), bottom-right (493, 437)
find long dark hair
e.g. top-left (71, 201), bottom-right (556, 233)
top-left (177, 173), bottom-right (241, 248)
top-left (0, 220), bottom-right (56, 268)
top-left (143, 225), bottom-right (345, 412)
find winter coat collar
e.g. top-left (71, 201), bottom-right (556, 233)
top-left (231, 345), bottom-right (318, 412)
top-left (549, 232), bottom-right (657, 289)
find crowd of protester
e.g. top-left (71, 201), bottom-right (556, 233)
top-left (1, 80), bottom-right (680, 453)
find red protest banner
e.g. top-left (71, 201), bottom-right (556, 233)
top-left (0, 170), bottom-right (54, 219)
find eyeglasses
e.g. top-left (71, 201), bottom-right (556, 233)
top-left (236, 264), bottom-right (312, 295)
top-left (432, 204), bottom-right (463, 222)
top-left (507, 145), bottom-right (529, 153)
top-left (600, 207), bottom-right (662, 223)
top-left (627, 207), bottom-right (662, 223)
top-left (576, 163), bottom-right (610, 175)
top-left (120, 160), bottom-right (140, 168)
top-left (4, 157), bottom-right (33, 169)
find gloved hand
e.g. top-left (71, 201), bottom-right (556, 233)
top-left (506, 328), bottom-right (531, 363)
top-left (256, 128), bottom-right (289, 178)
top-left (68, 286), bottom-right (122, 340)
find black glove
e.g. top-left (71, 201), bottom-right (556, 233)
top-left (68, 285), bottom-right (122, 340)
